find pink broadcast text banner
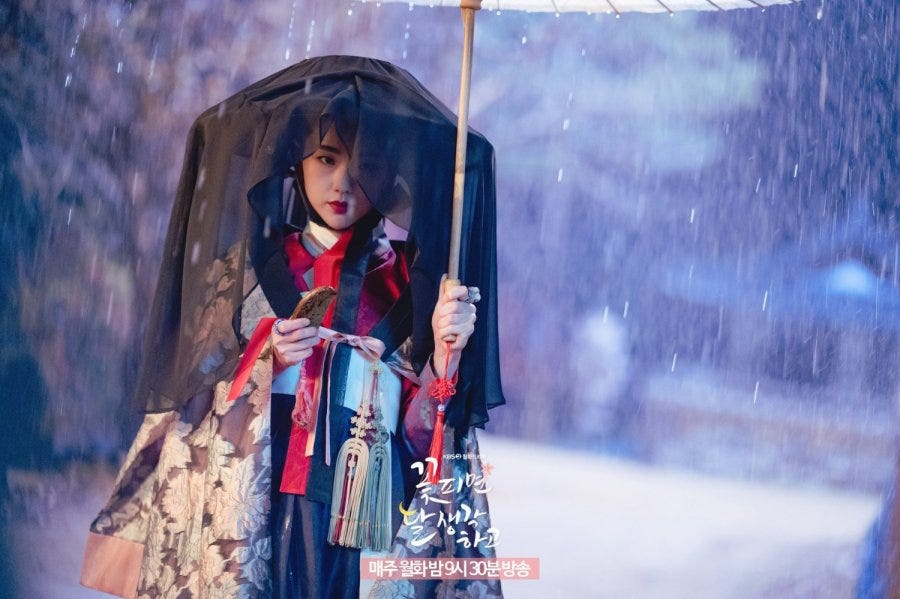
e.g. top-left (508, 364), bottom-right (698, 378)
top-left (361, 557), bottom-right (540, 580)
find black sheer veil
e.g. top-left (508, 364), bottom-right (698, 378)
top-left (136, 55), bottom-right (504, 429)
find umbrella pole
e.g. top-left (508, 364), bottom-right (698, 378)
top-left (447, 2), bottom-right (480, 282)
top-left (429, 1), bottom-right (481, 486)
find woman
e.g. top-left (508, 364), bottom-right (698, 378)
top-left (81, 56), bottom-right (504, 598)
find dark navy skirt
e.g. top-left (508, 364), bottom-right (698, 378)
top-left (270, 392), bottom-right (415, 598)
top-left (270, 392), bottom-right (360, 599)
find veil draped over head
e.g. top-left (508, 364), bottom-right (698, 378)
top-left (137, 55), bottom-right (504, 429)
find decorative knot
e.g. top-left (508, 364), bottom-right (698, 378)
top-left (428, 373), bottom-right (458, 402)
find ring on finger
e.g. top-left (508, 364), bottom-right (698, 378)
top-left (274, 319), bottom-right (287, 335)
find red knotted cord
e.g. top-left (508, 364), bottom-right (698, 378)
top-left (428, 374), bottom-right (458, 403)
top-left (425, 341), bottom-right (457, 484)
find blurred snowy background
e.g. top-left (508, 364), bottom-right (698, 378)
top-left (1, 0), bottom-right (897, 596)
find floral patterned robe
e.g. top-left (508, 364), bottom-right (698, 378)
top-left (81, 288), bottom-right (502, 599)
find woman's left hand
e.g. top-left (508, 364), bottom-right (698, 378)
top-left (431, 277), bottom-right (477, 378)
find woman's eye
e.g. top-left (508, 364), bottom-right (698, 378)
top-left (318, 155), bottom-right (335, 166)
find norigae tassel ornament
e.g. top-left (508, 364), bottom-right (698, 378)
top-left (330, 358), bottom-right (399, 549)
top-left (356, 363), bottom-right (393, 550)
top-left (328, 372), bottom-right (374, 547)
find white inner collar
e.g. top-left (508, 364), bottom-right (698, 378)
top-left (301, 221), bottom-right (341, 257)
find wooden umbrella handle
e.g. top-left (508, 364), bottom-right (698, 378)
top-left (448, 6), bottom-right (478, 280)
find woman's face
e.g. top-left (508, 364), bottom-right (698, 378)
top-left (301, 127), bottom-right (373, 231)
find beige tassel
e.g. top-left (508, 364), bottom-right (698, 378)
top-left (329, 360), bottom-right (396, 549)
top-left (358, 439), bottom-right (392, 550)
top-left (329, 437), bottom-right (370, 546)
top-left (360, 365), bottom-right (392, 551)
top-left (329, 395), bottom-right (373, 546)
top-left (329, 360), bottom-right (386, 548)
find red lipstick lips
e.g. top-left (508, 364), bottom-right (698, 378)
top-left (328, 201), bottom-right (348, 215)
